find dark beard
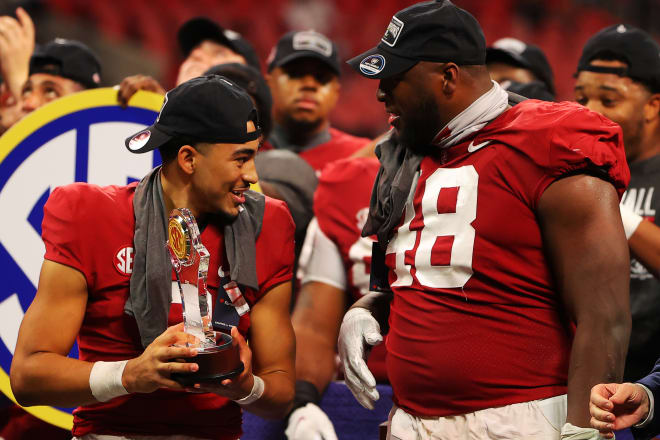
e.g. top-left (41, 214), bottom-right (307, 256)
top-left (203, 209), bottom-right (239, 228)
top-left (282, 113), bottom-right (323, 142)
top-left (397, 95), bottom-right (441, 155)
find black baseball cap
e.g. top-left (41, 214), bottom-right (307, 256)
top-left (178, 17), bottom-right (261, 70)
top-left (30, 38), bottom-right (102, 89)
top-left (576, 24), bottom-right (660, 92)
top-left (486, 37), bottom-right (555, 95)
top-left (204, 63), bottom-right (273, 136)
top-left (125, 75), bottom-right (261, 154)
top-left (347, 0), bottom-right (485, 79)
top-left (267, 30), bottom-right (341, 75)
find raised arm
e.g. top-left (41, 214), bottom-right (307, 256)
top-left (538, 174), bottom-right (631, 429)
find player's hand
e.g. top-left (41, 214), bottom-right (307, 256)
top-left (337, 307), bottom-right (381, 410)
top-left (0, 8), bottom-right (35, 100)
top-left (187, 327), bottom-right (255, 400)
top-left (117, 74), bottom-right (165, 107)
top-left (122, 322), bottom-right (199, 393)
top-left (285, 403), bottom-right (338, 440)
top-left (589, 382), bottom-right (650, 438)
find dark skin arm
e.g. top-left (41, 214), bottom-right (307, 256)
top-left (291, 281), bottom-right (348, 395)
top-left (537, 174), bottom-right (631, 428)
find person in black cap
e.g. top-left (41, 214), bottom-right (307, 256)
top-left (20, 38), bottom-right (101, 116)
top-left (117, 16), bottom-right (260, 107)
top-left (10, 75), bottom-right (296, 439)
top-left (338, 1), bottom-right (631, 438)
top-left (573, 24), bottom-right (660, 438)
top-left (486, 37), bottom-right (555, 101)
top-left (265, 30), bottom-right (369, 172)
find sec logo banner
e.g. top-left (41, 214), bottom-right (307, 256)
top-left (0, 88), bottom-right (163, 429)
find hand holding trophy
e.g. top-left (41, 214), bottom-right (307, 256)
top-left (167, 208), bottom-right (244, 386)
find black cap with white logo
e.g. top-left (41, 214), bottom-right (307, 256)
top-left (576, 24), bottom-right (660, 92)
top-left (267, 30), bottom-right (340, 75)
top-left (486, 37), bottom-right (555, 96)
top-left (347, 0), bottom-right (485, 79)
top-left (30, 38), bottom-right (102, 89)
top-left (125, 75), bottom-right (260, 154)
top-left (178, 17), bottom-right (261, 70)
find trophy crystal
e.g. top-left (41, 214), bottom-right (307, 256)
top-left (167, 208), bottom-right (244, 386)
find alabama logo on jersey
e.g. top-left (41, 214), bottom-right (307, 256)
top-left (0, 88), bottom-right (163, 429)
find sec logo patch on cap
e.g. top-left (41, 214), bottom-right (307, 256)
top-left (359, 55), bottom-right (386, 76)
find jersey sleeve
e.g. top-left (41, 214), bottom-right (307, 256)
top-left (42, 184), bottom-right (95, 287)
top-left (533, 105), bottom-right (630, 204)
top-left (255, 197), bottom-right (295, 297)
top-left (297, 217), bottom-right (347, 290)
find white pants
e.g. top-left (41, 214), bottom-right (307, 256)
top-left (387, 394), bottom-right (567, 440)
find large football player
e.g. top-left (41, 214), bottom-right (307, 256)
top-left (339, 1), bottom-right (631, 439)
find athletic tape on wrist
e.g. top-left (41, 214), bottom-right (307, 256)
top-left (234, 375), bottom-right (265, 406)
top-left (89, 360), bottom-right (129, 402)
top-left (291, 380), bottom-right (321, 414)
top-left (620, 204), bottom-right (643, 240)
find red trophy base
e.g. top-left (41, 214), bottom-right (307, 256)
top-left (172, 331), bottom-right (244, 386)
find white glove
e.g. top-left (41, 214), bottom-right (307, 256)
top-left (620, 204), bottom-right (643, 240)
top-left (337, 307), bottom-right (382, 410)
top-left (561, 422), bottom-right (609, 439)
top-left (285, 403), bottom-right (338, 440)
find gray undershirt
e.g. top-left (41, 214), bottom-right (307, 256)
top-left (268, 124), bottom-right (331, 153)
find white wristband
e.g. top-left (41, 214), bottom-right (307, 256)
top-left (89, 360), bottom-right (129, 402)
top-left (234, 375), bottom-right (264, 406)
top-left (620, 204), bottom-right (644, 240)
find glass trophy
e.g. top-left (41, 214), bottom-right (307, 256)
top-left (166, 208), bottom-right (244, 386)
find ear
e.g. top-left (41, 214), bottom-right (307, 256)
top-left (176, 145), bottom-right (197, 175)
top-left (644, 93), bottom-right (660, 122)
top-left (440, 63), bottom-right (459, 95)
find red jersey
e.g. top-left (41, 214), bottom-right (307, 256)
top-left (384, 101), bottom-right (629, 417)
top-left (298, 128), bottom-right (369, 172)
top-left (42, 182), bottom-right (295, 439)
top-left (313, 157), bottom-right (388, 380)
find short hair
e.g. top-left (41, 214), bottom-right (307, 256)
top-left (158, 135), bottom-right (198, 164)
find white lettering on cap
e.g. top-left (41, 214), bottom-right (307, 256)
top-left (617, 24), bottom-right (627, 33)
top-left (292, 31), bottom-right (333, 57)
top-left (493, 37), bottom-right (527, 55)
top-left (381, 16), bottom-right (404, 47)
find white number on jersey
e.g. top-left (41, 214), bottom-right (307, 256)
top-left (387, 166), bottom-right (479, 289)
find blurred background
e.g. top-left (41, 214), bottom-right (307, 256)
top-left (4, 0), bottom-right (657, 138)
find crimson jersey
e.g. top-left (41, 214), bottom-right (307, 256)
top-left (298, 128), bottom-right (369, 172)
top-left (313, 157), bottom-right (388, 380)
top-left (384, 101), bottom-right (629, 417)
top-left (42, 182), bottom-right (295, 439)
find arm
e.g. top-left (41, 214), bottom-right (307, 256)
top-left (537, 174), bottom-right (631, 428)
top-left (11, 260), bottom-right (199, 407)
top-left (243, 281), bottom-right (296, 418)
top-left (292, 281), bottom-right (347, 396)
top-left (0, 7), bottom-right (34, 100)
top-left (628, 219), bottom-right (660, 279)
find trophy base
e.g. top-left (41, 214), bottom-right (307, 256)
top-left (171, 331), bottom-right (244, 386)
